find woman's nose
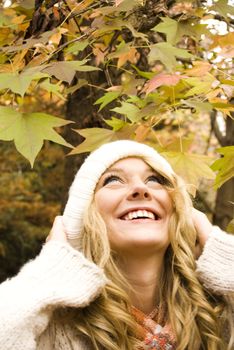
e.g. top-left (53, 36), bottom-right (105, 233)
top-left (127, 183), bottom-right (152, 201)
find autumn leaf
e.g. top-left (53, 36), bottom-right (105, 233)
top-left (184, 74), bottom-right (217, 97)
top-left (108, 41), bottom-right (138, 68)
top-left (39, 79), bottom-right (66, 100)
top-left (0, 107), bottom-right (73, 167)
top-left (211, 102), bottom-right (234, 117)
top-left (182, 99), bottom-right (213, 113)
top-left (70, 128), bottom-right (117, 154)
top-left (42, 60), bottom-right (100, 84)
top-left (210, 32), bottom-right (234, 49)
top-left (0, 69), bottom-right (48, 96)
top-left (111, 102), bottom-right (141, 122)
top-left (226, 218), bottom-right (234, 234)
top-left (143, 73), bottom-right (184, 94)
top-left (211, 146), bottom-right (234, 188)
top-left (152, 17), bottom-right (207, 45)
top-left (162, 151), bottom-right (215, 194)
top-left (209, 0), bottom-right (234, 19)
top-left (148, 42), bottom-right (193, 71)
top-left (94, 91), bottom-right (121, 111)
top-left (185, 61), bottom-right (211, 77)
top-left (104, 117), bottom-right (127, 131)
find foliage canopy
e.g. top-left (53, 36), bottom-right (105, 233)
top-left (0, 0), bottom-right (234, 189)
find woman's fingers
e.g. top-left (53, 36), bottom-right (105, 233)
top-left (46, 216), bottom-right (68, 243)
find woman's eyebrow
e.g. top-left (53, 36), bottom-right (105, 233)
top-left (102, 168), bottom-right (125, 175)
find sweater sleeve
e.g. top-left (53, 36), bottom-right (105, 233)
top-left (196, 226), bottom-right (234, 295)
top-left (0, 240), bottom-right (107, 350)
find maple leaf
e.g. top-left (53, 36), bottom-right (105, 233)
top-left (148, 42), bottom-right (193, 71)
top-left (210, 32), bottom-right (234, 49)
top-left (143, 73), bottom-right (184, 94)
top-left (42, 60), bottom-right (100, 84)
top-left (104, 117), bottom-right (127, 131)
top-left (70, 128), bottom-right (118, 154)
top-left (162, 151), bottom-right (215, 195)
top-left (209, 0), bottom-right (234, 19)
top-left (184, 73), bottom-right (217, 97)
top-left (0, 107), bottom-right (73, 167)
top-left (94, 91), bottom-right (121, 111)
top-left (211, 146), bottom-right (234, 189)
top-left (153, 17), bottom-right (209, 45)
top-left (0, 68), bottom-right (48, 96)
top-left (211, 102), bottom-right (234, 117)
top-left (108, 41), bottom-right (138, 68)
top-left (185, 61), bottom-right (211, 77)
top-left (111, 102), bottom-right (141, 122)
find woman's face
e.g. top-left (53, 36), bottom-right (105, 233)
top-left (95, 157), bottom-right (173, 256)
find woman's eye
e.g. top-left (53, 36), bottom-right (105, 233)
top-left (147, 175), bottom-right (162, 184)
top-left (103, 175), bottom-right (122, 186)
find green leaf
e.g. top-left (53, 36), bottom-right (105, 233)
top-left (0, 107), bottom-right (73, 167)
top-left (182, 99), bottom-right (213, 113)
top-left (209, 0), bottom-right (234, 19)
top-left (152, 17), bottom-right (207, 44)
top-left (70, 128), bottom-right (117, 154)
top-left (111, 102), bottom-right (141, 122)
top-left (95, 91), bottom-right (120, 111)
top-left (184, 74), bottom-right (217, 97)
top-left (131, 64), bottom-right (155, 79)
top-left (152, 17), bottom-right (179, 44)
top-left (226, 218), bottom-right (234, 234)
top-left (211, 146), bottom-right (234, 188)
top-left (0, 69), bottom-right (48, 97)
top-left (162, 151), bottom-right (215, 193)
top-left (148, 42), bottom-right (193, 71)
top-left (65, 40), bottom-right (90, 54)
top-left (65, 79), bottom-right (88, 94)
top-left (104, 117), bottom-right (127, 131)
top-left (39, 79), bottom-right (66, 100)
top-left (42, 60), bottom-right (100, 84)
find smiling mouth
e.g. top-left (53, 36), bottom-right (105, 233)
top-left (120, 209), bottom-right (160, 221)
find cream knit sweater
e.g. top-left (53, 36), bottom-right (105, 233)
top-left (0, 227), bottom-right (233, 350)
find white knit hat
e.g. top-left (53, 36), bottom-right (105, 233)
top-left (62, 140), bottom-right (174, 244)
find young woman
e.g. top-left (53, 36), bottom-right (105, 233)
top-left (0, 140), bottom-right (233, 350)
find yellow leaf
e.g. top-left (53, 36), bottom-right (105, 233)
top-left (185, 61), bottom-right (211, 77)
top-left (162, 151), bottom-right (215, 193)
top-left (11, 14), bottom-right (26, 25)
top-left (70, 128), bottom-right (118, 154)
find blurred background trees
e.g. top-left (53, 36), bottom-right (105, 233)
top-left (0, 0), bottom-right (233, 281)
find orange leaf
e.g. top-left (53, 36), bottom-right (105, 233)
top-left (117, 47), bottom-right (138, 68)
top-left (143, 73), bottom-right (184, 94)
top-left (135, 124), bottom-right (151, 142)
top-left (185, 61), bottom-right (211, 77)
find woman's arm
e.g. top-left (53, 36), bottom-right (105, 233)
top-left (0, 217), bottom-right (107, 350)
top-left (193, 209), bottom-right (234, 294)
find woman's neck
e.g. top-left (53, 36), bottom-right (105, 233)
top-left (118, 253), bottom-right (165, 315)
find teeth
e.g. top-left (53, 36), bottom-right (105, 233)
top-left (123, 210), bottom-right (156, 220)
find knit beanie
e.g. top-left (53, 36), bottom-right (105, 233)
top-left (62, 140), bottom-right (175, 245)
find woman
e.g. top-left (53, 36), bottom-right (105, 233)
top-left (0, 140), bottom-right (233, 350)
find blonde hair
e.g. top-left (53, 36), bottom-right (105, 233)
top-left (71, 166), bottom-right (233, 350)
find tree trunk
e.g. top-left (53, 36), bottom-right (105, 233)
top-left (61, 71), bottom-right (109, 210)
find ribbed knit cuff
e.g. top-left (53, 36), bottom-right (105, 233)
top-left (196, 226), bottom-right (234, 294)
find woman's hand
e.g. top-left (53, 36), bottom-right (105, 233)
top-left (46, 216), bottom-right (68, 243)
top-left (192, 208), bottom-right (213, 258)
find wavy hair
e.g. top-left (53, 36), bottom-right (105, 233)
top-left (71, 164), bottom-right (233, 350)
